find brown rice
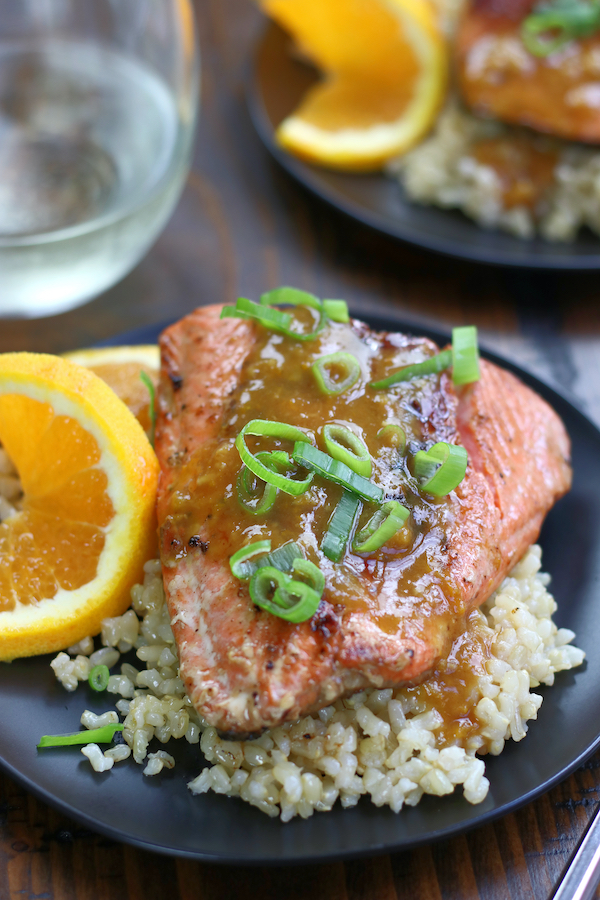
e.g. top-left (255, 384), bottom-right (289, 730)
top-left (50, 546), bottom-right (584, 821)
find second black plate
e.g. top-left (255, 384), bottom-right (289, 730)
top-left (248, 22), bottom-right (600, 269)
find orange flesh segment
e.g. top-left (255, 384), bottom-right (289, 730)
top-left (0, 394), bottom-right (113, 611)
top-left (263, 0), bottom-right (422, 128)
top-left (296, 74), bottom-right (420, 130)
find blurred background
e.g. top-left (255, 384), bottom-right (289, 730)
top-left (0, 0), bottom-right (598, 427)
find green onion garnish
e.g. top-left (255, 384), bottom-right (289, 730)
top-left (224, 295), bottom-right (325, 341)
top-left (229, 540), bottom-right (304, 579)
top-left (292, 442), bottom-right (384, 503)
top-left (322, 299), bottom-right (350, 323)
top-left (249, 566), bottom-right (322, 623)
top-left (323, 424), bottom-right (371, 477)
top-left (352, 501), bottom-right (410, 553)
top-left (236, 419), bottom-right (314, 496)
top-left (377, 423), bottom-right (406, 453)
top-left (371, 327), bottom-right (481, 389)
top-left (139, 371), bottom-right (156, 447)
top-left (88, 664), bottom-right (110, 692)
top-left (237, 451), bottom-right (288, 515)
top-left (414, 442), bottom-right (468, 496)
top-left (370, 349), bottom-right (452, 390)
top-left (291, 557), bottom-right (325, 595)
top-left (321, 490), bottom-right (362, 562)
top-left (312, 352), bottom-right (361, 396)
top-left (229, 540), bottom-right (272, 578)
top-left (38, 724), bottom-right (124, 748)
top-left (221, 297), bottom-right (293, 333)
top-left (452, 326), bottom-right (480, 386)
top-left (261, 289), bottom-right (349, 327)
top-left (260, 287), bottom-right (322, 311)
top-left (222, 289), bottom-right (349, 341)
top-left (260, 287), bottom-right (327, 341)
top-left (521, 0), bottom-right (600, 56)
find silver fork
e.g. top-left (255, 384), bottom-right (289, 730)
top-left (551, 804), bottom-right (600, 900)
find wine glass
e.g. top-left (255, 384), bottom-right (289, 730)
top-left (0, 0), bottom-right (199, 318)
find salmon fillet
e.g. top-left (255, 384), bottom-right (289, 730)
top-left (156, 305), bottom-right (571, 738)
top-left (456, 0), bottom-right (600, 143)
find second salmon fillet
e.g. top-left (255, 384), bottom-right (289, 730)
top-left (156, 304), bottom-right (571, 738)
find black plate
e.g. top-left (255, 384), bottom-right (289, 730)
top-left (248, 22), bottom-right (600, 270)
top-left (1, 315), bottom-right (599, 865)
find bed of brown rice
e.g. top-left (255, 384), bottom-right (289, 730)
top-left (49, 545), bottom-right (584, 822)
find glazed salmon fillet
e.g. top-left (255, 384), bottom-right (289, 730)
top-left (155, 305), bottom-right (571, 738)
top-left (456, 0), bottom-right (600, 143)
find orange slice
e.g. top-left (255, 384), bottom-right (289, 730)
top-left (63, 345), bottom-right (159, 438)
top-left (0, 353), bottom-right (159, 660)
top-left (261, 0), bottom-right (448, 171)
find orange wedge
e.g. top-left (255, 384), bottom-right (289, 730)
top-left (0, 353), bottom-right (159, 660)
top-left (63, 345), bottom-right (159, 439)
top-left (261, 0), bottom-right (448, 171)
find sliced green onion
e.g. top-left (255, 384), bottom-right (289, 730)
top-left (521, 0), bottom-right (600, 56)
top-left (230, 540), bottom-right (304, 580)
top-left (452, 326), bottom-right (480, 386)
top-left (237, 451), bottom-right (288, 515)
top-left (139, 371), bottom-right (156, 447)
top-left (221, 297), bottom-right (293, 333)
top-left (312, 352), bottom-right (361, 396)
top-left (321, 490), bottom-right (362, 562)
top-left (370, 349), bottom-right (452, 390)
top-left (220, 305), bottom-right (252, 321)
top-left (264, 541), bottom-right (304, 573)
top-left (236, 420), bottom-right (314, 496)
top-left (377, 423), bottom-right (406, 453)
top-left (223, 289), bottom-right (348, 340)
top-left (414, 442), bottom-right (468, 496)
top-left (352, 501), bottom-right (410, 553)
top-left (323, 424), bottom-right (371, 477)
top-left (322, 299), bottom-right (350, 323)
top-left (249, 566), bottom-right (321, 623)
top-left (229, 540), bottom-right (272, 578)
top-left (260, 287), bottom-right (322, 311)
top-left (259, 287), bottom-right (326, 341)
top-left (291, 558), bottom-right (325, 595)
top-left (292, 442), bottom-right (383, 503)
top-left (88, 665), bottom-right (110, 692)
top-left (38, 724), bottom-right (124, 748)
top-left (237, 296), bottom-right (293, 328)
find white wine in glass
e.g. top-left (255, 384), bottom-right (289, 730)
top-left (0, 0), bottom-right (199, 318)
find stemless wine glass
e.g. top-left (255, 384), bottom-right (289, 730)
top-left (0, 0), bottom-right (199, 318)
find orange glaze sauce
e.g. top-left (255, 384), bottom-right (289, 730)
top-left (471, 136), bottom-right (558, 210)
top-left (401, 608), bottom-right (495, 747)
top-left (164, 314), bottom-right (463, 640)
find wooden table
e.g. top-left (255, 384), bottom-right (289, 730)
top-left (2, 1), bottom-right (600, 897)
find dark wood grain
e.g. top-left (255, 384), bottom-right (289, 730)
top-left (2, 0), bottom-right (600, 898)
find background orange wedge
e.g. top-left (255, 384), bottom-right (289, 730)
top-left (260, 0), bottom-right (448, 171)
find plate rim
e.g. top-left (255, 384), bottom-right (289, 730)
top-left (247, 22), bottom-right (600, 271)
top-left (1, 312), bottom-right (599, 865)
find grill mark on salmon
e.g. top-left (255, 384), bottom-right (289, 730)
top-left (156, 305), bottom-right (571, 738)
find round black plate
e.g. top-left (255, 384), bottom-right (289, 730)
top-left (1, 314), bottom-right (599, 865)
top-left (248, 22), bottom-right (600, 270)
